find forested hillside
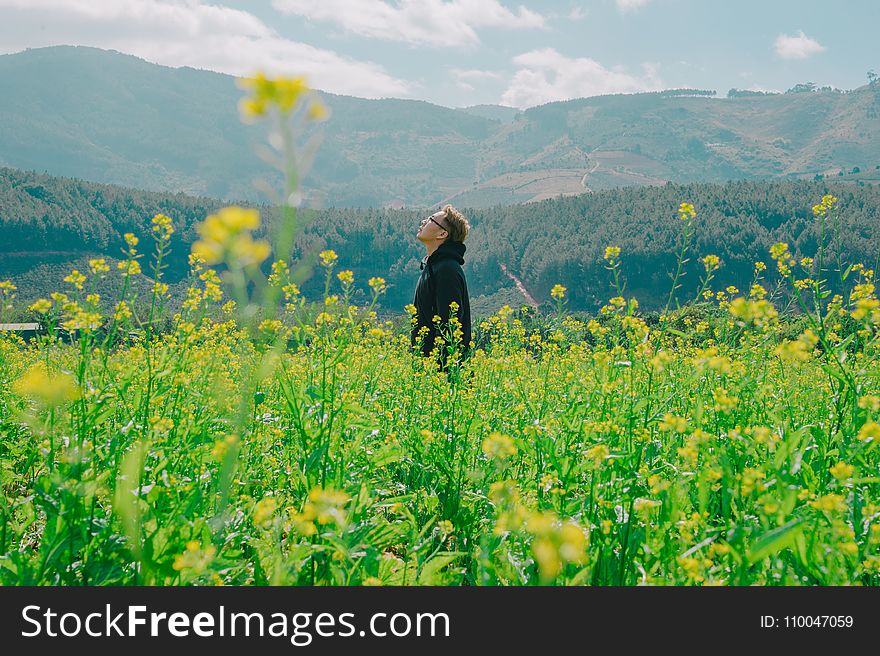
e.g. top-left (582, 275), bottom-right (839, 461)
top-left (3, 167), bottom-right (879, 317)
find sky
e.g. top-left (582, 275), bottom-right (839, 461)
top-left (0, 0), bottom-right (877, 109)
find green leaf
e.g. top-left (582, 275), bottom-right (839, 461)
top-left (747, 518), bottom-right (805, 564)
top-left (417, 552), bottom-right (465, 585)
top-left (373, 444), bottom-right (403, 468)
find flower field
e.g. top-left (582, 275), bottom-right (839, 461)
top-left (2, 208), bottom-right (880, 586)
top-left (1, 76), bottom-right (878, 587)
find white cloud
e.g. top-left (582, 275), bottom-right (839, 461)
top-left (272, 0), bottom-right (545, 47)
top-left (568, 7), bottom-right (588, 21)
top-left (452, 68), bottom-right (502, 81)
top-left (500, 48), bottom-right (663, 108)
top-left (450, 67), bottom-right (502, 90)
top-left (0, 0), bottom-right (413, 98)
top-left (746, 84), bottom-right (780, 93)
top-left (774, 30), bottom-right (826, 60)
top-left (616, 0), bottom-right (651, 13)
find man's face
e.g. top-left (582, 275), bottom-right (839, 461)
top-left (417, 210), bottom-right (448, 243)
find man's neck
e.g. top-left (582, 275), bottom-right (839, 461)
top-left (424, 240), bottom-right (443, 258)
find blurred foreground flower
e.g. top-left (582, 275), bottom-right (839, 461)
top-left (237, 72), bottom-right (329, 122)
top-left (192, 206), bottom-right (270, 267)
top-left (14, 365), bottom-right (79, 407)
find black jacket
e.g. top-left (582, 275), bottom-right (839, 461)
top-left (411, 240), bottom-right (472, 361)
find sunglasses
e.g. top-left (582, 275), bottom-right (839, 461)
top-left (425, 216), bottom-right (447, 231)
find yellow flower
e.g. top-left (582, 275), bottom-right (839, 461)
top-left (88, 258), bottom-right (110, 274)
top-left (319, 249), bottom-right (338, 267)
top-left (149, 416), bottom-right (174, 434)
top-left (269, 259), bottom-right (290, 284)
top-left (677, 555), bottom-right (710, 583)
top-left (811, 194), bottom-right (838, 218)
top-left (829, 462), bottom-right (855, 481)
top-left (774, 329), bottom-right (818, 362)
top-left (740, 468), bottom-right (765, 495)
top-left (151, 213), bottom-right (175, 241)
top-left (809, 494), bottom-right (846, 513)
top-left (173, 541), bottom-right (216, 574)
top-left (482, 432), bottom-right (517, 460)
top-left (253, 497), bottom-right (278, 526)
top-left (729, 297), bottom-right (778, 326)
top-left (238, 72), bottom-right (310, 118)
top-left (603, 246), bottom-right (621, 261)
top-left (305, 486), bottom-right (350, 526)
top-left (769, 242), bottom-right (789, 259)
top-left (188, 252), bottom-right (204, 272)
top-left (13, 365), bottom-right (79, 407)
top-left (29, 298), bottom-right (52, 314)
top-left (659, 413), bottom-right (688, 433)
top-left (585, 443), bottom-right (609, 467)
top-left (259, 319), bottom-right (283, 335)
top-left (550, 284), bottom-right (566, 300)
top-left (192, 207), bottom-right (270, 267)
top-left (118, 260), bottom-right (142, 276)
top-left (62, 309), bottom-right (102, 331)
top-left (63, 269), bottom-right (86, 290)
top-left (713, 387), bottom-right (738, 413)
top-left (677, 202), bottom-right (696, 220)
top-left (702, 254), bottom-right (720, 272)
top-left (648, 474), bottom-right (671, 495)
top-left (858, 421), bottom-right (880, 443)
top-left (114, 301), bottom-right (132, 321)
top-left (525, 511), bottom-right (588, 581)
top-left (337, 270), bottom-right (354, 285)
top-left (858, 395), bottom-right (880, 412)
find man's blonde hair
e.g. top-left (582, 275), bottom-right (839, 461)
top-left (440, 205), bottom-right (470, 242)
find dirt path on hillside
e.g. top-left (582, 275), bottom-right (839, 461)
top-left (499, 263), bottom-right (540, 308)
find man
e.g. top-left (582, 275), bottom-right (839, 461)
top-left (411, 204), bottom-right (472, 373)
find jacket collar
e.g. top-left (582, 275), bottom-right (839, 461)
top-left (421, 240), bottom-right (466, 269)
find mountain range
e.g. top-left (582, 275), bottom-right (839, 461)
top-left (2, 46), bottom-right (879, 209)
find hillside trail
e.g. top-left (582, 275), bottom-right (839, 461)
top-left (579, 146), bottom-right (600, 191)
top-left (499, 263), bottom-right (540, 308)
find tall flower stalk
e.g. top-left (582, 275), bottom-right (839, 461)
top-left (664, 202), bottom-right (696, 314)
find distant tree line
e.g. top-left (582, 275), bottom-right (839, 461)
top-left (727, 89), bottom-right (780, 98)
top-left (3, 168), bottom-right (880, 315)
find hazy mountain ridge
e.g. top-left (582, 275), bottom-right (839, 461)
top-left (1, 46), bottom-right (879, 209)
